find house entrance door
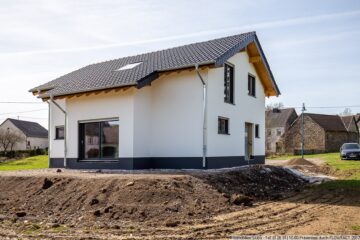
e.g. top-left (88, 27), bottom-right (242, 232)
top-left (245, 123), bottom-right (253, 160)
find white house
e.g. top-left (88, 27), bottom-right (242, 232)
top-left (30, 32), bottom-right (280, 169)
top-left (0, 118), bottom-right (48, 151)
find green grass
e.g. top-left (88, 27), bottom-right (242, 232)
top-left (352, 225), bottom-right (360, 231)
top-left (0, 155), bottom-right (48, 171)
top-left (268, 152), bottom-right (360, 188)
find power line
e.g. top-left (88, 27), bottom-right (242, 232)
top-left (307, 105), bottom-right (360, 109)
top-left (285, 105), bottom-right (360, 109)
top-left (16, 116), bottom-right (48, 120)
top-left (0, 101), bottom-right (43, 104)
top-left (0, 108), bottom-right (47, 116)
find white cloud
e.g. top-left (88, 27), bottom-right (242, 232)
top-left (1, 8), bottom-right (360, 57)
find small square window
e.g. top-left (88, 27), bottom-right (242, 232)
top-left (255, 124), bottom-right (260, 138)
top-left (55, 126), bottom-right (64, 140)
top-left (276, 129), bottom-right (282, 136)
top-left (248, 74), bottom-right (256, 97)
top-left (218, 117), bottom-right (229, 135)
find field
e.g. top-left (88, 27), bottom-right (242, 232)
top-left (268, 152), bottom-right (360, 188)
top-left (0, 155), bottom-right (47, 171)
top-left (0, 154), bottom-right (358, 239)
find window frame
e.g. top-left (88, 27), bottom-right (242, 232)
top-left (78, 118), bottom-right (119, 161)
top-left (224, 62), bottom-right (235, 104)
top-left (255, 124), bottom-right (260, 138)
top-left (218, 117), bottom-right (230, 135)
top-left (248, 73), bottom-right (256, 97)
top-left (55, 126), bottom-right (64, 140)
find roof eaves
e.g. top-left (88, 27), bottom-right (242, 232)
top-left (137, 61), bottom-right (216, 89)
top-left (39, 82), bottom-right (137, 99)
top-left (253, 35), bottom-right (280, 96)
top-left (214, 33), bottom-right (255, 67)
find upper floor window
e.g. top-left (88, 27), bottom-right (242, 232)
top-left (224, 63), bottom-right (234, 104)
top-left (276, 128), bottom-right (282, 136)
top-left (248, 74), bottom-right (256, 97)
top-left (255, 124), bottom-right (260, 138)
top-left (55, 126), bottom-right (64, 140)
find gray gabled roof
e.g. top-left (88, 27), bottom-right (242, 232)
top-left (30, 32), bottom-right (280, 98)
top-left (6, 118), bottom-right (48, 138)
top-left (306, 113), bottom-right (348, 132)
top-left (266, 108), bottom-right (297, 128)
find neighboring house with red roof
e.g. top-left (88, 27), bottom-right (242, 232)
top-left (29, 32), bottom-right (280, 170)
top-left (265, 108), bottom-right (298, 154)
top-left (0, 118), bottom-right (48, 151)
top-left (284, 113), bottom-right (359, 154)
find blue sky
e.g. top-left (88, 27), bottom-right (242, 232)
top-left (0, 0), bottom-right (360, 127)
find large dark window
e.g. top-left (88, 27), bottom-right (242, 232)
top-left (218, 117), bottom-right (229, 135)
top-left (248, 74), bottom-right (256, 97)
top-left (224, 63), bottom-right (234, 104)
top-left (55, 126), bottom-right (64, 140)
top-left (255, 124), bottom-right (260, 138)
top-left (79, 120), bottom-right (119, 160)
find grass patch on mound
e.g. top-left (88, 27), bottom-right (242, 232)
top-left (268, 153), bottom-right (360, 189)
top-left (0, 155), bottom-right (47, 171)
top-left (352, 225), bottom-right (360, 231)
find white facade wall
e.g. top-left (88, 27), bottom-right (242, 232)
top-left (207, 51), bottom-right (266, 157)
top-left (27, 137), bottom-right (48, 150)
top-left (49, 99), bottom-right (66, 158)
top-left (49, 51), bottom-right (266, 159)
top-left (133, 70), bottom-right (204, 157)
top-left (0, 120), bottom-right (26, 151)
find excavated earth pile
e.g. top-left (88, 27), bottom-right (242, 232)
top-left (0, 166), bottom-right (306, 229)
top-left (1, 165), bottom-right (358, 239)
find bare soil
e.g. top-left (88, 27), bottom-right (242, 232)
top-left (0, 165), bottom-right (359, 239)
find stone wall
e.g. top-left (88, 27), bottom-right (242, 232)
top-left (326, 131), bottom-right (359, 152)
top-left (284, 115), bottom-right (326, 154)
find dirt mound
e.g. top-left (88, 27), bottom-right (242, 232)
top-left (287, 158), bottom-right (315, 166)
top-left (193, 165), bottom-right (306, 200)
top-left (0, 166), bottom-right (307, 229)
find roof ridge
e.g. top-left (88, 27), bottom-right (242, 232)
top-left (8, 118), bottom-right (39, 124)
top-left (87, 32), bottom-right (256, 67)
top-left (29, 32), bottom-right (255, 93)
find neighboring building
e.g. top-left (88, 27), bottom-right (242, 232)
top-left (0, 118), bottom-right (48, 151)
top-left (355, 113), bottom-right (360, 141)
top-left (284, 113), bottom-right (359, 154)
top-left (265, 108), bottom-right (297, 154)
top-left (30, 32), bottom-right (280, 170)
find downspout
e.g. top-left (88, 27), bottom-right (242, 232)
top-left (195, 64), bottom-right (207, 168)
top-left (49, 95), bottom-right (67, 168)
top-left (45, 100), bottom-right (51, 168)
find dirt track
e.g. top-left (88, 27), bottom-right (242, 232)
top-left (0, 165), bottom-right (359, 239)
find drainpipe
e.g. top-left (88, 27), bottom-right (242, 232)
top-left (49, 95), bottom-right (67, 168)
top-left (195, 64), bottom-right (207, 168)
top-left (45, 100), bottom-right (51, 168)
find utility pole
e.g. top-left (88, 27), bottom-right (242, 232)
top-left (301, 103), bottom-right (306, 159)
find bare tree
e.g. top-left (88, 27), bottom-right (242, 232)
top-left (340, 108), bottom-right (352, 116)
top-left (8, 132), bottom-right (25, 152)
top-left (0, 129), bottom-right (24, 156)
top-left (266, 102), bottom-right (284, 111)
top-left (0, 129), bottom-right (11, 154)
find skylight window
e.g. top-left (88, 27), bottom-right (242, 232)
top-left (116, 62), bottom-right (142, 71)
